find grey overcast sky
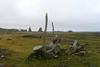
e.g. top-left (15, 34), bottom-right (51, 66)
top-left (0, 0), bottom-right (100, 31)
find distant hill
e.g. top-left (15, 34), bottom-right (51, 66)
top-left (0, 28), bottom-right (19, 32)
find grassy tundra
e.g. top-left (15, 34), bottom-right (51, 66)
top-left (0, 32), bottom-right (100, 67)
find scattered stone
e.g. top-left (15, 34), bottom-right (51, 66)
top-left (66, 40), bottom-right (87, 56)
top-left (0, 48), bottom-right (10, 60)
top-left (0, 64), bottom-right (5, 67)
top-left (26, 37), bottom-right (61, 62)
top-left (26, 38), bottom-right (87, 63)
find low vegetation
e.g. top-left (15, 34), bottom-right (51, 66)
top-left (0, 32), bottom-right (100, 67)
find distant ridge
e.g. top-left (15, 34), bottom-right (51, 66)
top-left (0, 28), bottom-right (19, 32)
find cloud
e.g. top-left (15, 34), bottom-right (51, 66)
top-left (0, 0), bottom-right (100, 31)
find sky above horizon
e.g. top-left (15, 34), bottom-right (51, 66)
top-left (0, 0), bottom-right (100, 31)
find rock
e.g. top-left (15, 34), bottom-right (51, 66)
top-left (0, 64), bottom-right (5, 67)
top-left (0, 55), bottom-right (5, 58)
top-left (66, 40), bottom-right (87, 56)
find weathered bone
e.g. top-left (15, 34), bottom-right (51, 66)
top-left (72, 40), bottom-right (78, 50)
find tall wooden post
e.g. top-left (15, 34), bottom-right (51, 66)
top-left (43, 13), bottom-right (48, 44)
